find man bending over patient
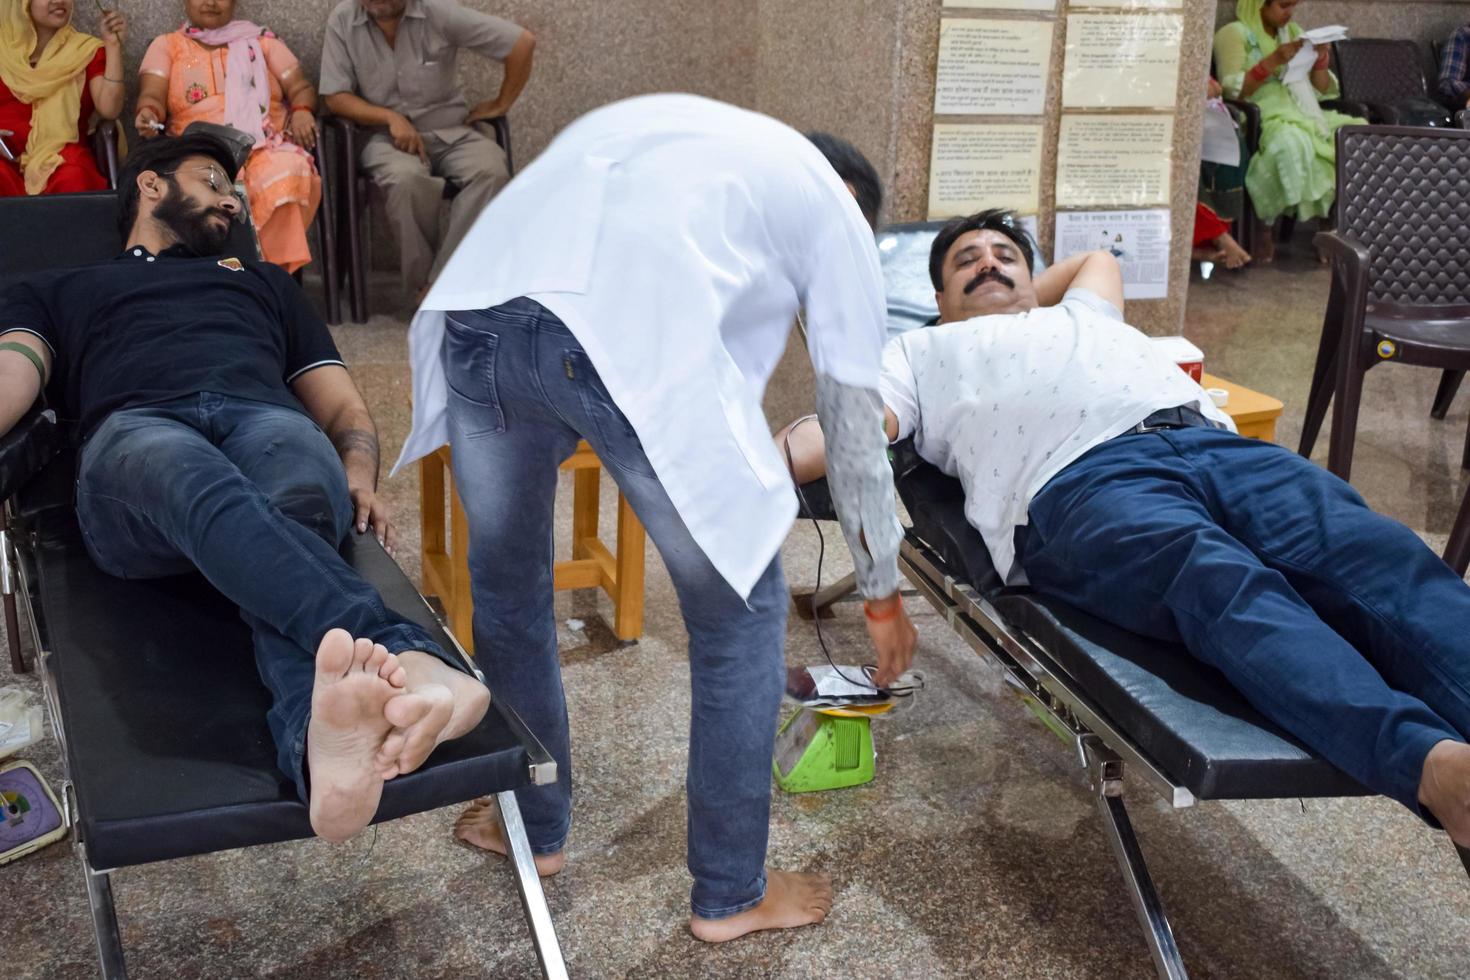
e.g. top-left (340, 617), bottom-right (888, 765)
top-left (780, 208), bottom-right (1470, 847)
top-left (0, 132), bottom-right (489, 842)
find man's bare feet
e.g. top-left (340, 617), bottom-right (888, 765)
top-left (306, 630), bottom-right (405, 842)
top-left (1419, 739), bottom-right (1470, 847)
top-left (688, 869), bottom-right (834, 943)
top-left (1215, 232), bottom-right (1252, 269)
top-left (453, 797), bottom-right (566, 876)
top-left (373, 651), bottom-right (490, 777)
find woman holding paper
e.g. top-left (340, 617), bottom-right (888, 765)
top-left (1214, 0), bottom-right (1363, 261)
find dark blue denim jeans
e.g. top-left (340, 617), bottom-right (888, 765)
top-left (443, 298), bottom-right (788, 919)
top-left (75, 394), bottom-right (453, 797)
top-left (1020, 426), bottom-right (1470, 815)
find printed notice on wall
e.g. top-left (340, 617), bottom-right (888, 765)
top-left (1055, 209), bottom-right (1170, 300)
top-left (928, 123), bottom-right (1044, 219)
top-left (935, 19), bottom-right (1054, 116)
top-left (1062, 13), bottom-right (1182, 108)
top-left (1070, 0), bottom-right (1181, 8)
top-left (1056, 114), bottom-right (1172, 207)
top-left (945, 0), bottom-right (1057, 10)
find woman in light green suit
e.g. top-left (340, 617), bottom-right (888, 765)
top-left (1214, 0), bottom-right (1365, 261)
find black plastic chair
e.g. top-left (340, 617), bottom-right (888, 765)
top-left (1297, 126), bottom-right (1470, 571)
top-left (0, 121), bottom-right (119, 189)
top-left (325, 115), bottom-right (513, 323)
top-left (1332, 39), bottom-right (1453, 127)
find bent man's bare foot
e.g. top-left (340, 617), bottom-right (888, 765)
top-left (453, 797), bottom-right (566, 876)
top-left (1419, 739), bottom-right (1470, 847)
top-left (374, 650), bottom-right (491, 777)
top-left (307, 630), bottom-right (403, 842)
top-left (689, 869), bottom-right (833, 943)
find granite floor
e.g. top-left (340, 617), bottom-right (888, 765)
top-left (4, 237), bottom-right (1470, 978)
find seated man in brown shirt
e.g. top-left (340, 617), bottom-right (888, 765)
top-left (320, 0), bottom-right (535, 299)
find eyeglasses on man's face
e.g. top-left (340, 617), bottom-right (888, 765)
top-left (162, 165), bottom-right (241, 201)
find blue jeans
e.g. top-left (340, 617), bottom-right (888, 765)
top-left (1020, 426), bottom-right (1470, 815)
top-left (75, 394), bottom-right (454, 798)
top-left (443, 298), bottom-right (788, 919)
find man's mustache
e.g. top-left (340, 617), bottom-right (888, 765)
top-left (964, 268), bottom-right (1014, 294)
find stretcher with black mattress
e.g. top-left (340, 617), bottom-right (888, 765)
top-left (791, 222), bottom-right (1470, 980)
top-left (0, 191), bottom-right (567, 979)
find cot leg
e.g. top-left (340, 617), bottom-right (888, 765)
top-left (810, 571), bottom-right (858, 616)
top-left (1083, 738), bottom-right (1189, 980)
top-left (496, 790), bottom-right (568, 980)
top-left (1, 509), bottom-right (25, 673)
top-left (82, 856), bottom-right (127, 980)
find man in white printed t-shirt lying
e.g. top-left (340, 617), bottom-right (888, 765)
top-left (779, 208), bottom-right (1470, 850)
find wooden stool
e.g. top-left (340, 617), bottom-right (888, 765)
top-left (420, 441), bottom-right (646, 652)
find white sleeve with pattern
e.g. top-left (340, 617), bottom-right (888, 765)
top-left (814, 372), bottom-right (903, 599)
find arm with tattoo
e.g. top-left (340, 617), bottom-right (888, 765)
top-left (333, 426), bottom-right (381, 491)
top-left (291, 365), bottom-right (396, 551)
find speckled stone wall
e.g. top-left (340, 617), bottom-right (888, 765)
top-left (66, 0), bottom-right (1212, 340)
top-left (860, 0), bottom-right (1217, 334)
top-left (69, 0), bottom-right (758, 161)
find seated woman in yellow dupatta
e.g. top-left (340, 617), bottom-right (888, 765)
top-left (1214, 0), bottom-right (1365, 262)
top-left (135, 0), bottom-right (319, 273)
top-left (0, 0), bottom-right (126, 197)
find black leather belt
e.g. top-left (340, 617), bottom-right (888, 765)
top-left (1129, 404), bottom-right (1227, 435)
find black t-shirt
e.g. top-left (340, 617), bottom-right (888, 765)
top-left (2, 245), bottom-right (344, 439)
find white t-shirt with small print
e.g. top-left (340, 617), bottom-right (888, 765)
top-left (879, 288), bottom-right (1234, 583)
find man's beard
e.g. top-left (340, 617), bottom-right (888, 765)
top-left (153, 182), bottom-right (233, 256)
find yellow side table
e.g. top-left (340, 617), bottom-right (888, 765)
top-left (419, 441), bottom-right (646, 652)
top-left (1202, 373), bottom-right (1285, 442)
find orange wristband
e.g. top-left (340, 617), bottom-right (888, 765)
top-left (863, 598), bottom-right (901, 623)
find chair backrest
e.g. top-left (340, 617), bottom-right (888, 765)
top-left (1335, 125), bottom-right (1470, 309)
top-left (0, 191), bottom-right (259, 291)
top-left (1334, 39), bottom-right (1430, 103)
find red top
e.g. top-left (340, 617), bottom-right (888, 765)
top-left (0, 48), bottom-right (105, 150)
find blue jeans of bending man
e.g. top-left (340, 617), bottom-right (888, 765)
top-left (75, 393), bottom-right (457, 798)
top-left (1019, 425), bottom-right (1470, 815)
top-left (443, 298), bottom-right (788, 920)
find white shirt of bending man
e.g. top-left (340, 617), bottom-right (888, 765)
top-left (395, 94), bottom-right (903, 604)
top-left (879, 221), bottom-right (1232, 584)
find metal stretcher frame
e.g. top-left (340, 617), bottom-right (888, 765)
top-left (4, 491), bottom-right (569, 980)
top-left (0, 182), bottom-right (566, 977)
top-left (898, 524), bottom-right (1470, 979)
top-left (898, 532), bottom-right (1188, 977)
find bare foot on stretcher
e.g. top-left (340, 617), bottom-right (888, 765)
top-left (1419, 739), bottom-right (1470, 848)
top-left (373, 651), bottom-right (491, 778)
top-left (306, 630), bottom-right (405, 842)
top-left (453, 797), bottom-right (566, 876)
top-left (689, 869), bottom-right (833, 943)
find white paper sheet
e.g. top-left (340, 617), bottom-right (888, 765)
top-left (935, 18), bottom-right (1054, 115)
top-left (1074, 0), bottom-right (1182, 7)
top-left (1062, 13), bottom-right (1183, 109)
top-left (927, 122), bottom-right (1045, 218)
top-left (944, 0), bottom-right (1056, 8)
top-left (1054, 209), bottom-right (1171, 300)
top-left (1056, 114), bottom-right (1173, 208)
top-left (1200, 100), bottom-right (1240, 166)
